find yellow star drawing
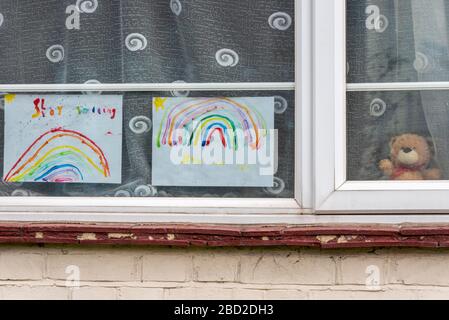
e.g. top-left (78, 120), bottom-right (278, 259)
top-left (4, 94), bottom-right (16, 103)
top-left (154, 97), bottom-right (167, 111)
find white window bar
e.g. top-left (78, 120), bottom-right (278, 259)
top-left (0, 82), bottom-right (295, 93)
top-left (347, 82), bottom-right (449, 92)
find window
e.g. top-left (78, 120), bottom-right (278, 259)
top-left (315, 0), bottom-right (449, 213)
top-left (0, 0), bottom-right (302, 223)
top-left (9, 0), bottom-right (449, 225)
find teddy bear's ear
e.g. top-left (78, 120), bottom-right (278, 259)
top-left (426, 137), bottom-right (437, 156)
top-left (389, 136), bottom-right (398, 149)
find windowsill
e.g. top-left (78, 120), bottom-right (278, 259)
top-left (1, 222), bottom-right (449, 248)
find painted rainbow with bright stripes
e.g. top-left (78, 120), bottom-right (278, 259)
top-left (4, 128), bottom-right (110, 183)
top-left (156, 98), bottom-right (267, 150)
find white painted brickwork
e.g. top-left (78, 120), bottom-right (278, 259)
top-left (0, 245), bottom-right (447, 299)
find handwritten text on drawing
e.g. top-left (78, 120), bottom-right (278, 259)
top-left (31, 97), bottom-right (117, 120)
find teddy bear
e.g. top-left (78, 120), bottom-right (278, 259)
top-left (379, 133), bottom-right (442, 180)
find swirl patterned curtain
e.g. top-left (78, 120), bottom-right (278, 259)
top-left (0, 0), bottom-right (295, 197)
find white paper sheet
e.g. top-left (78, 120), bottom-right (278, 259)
top-left (152, 97), bottom-right (274, 187)
top-left (3, 94), bottom-right (122, 184)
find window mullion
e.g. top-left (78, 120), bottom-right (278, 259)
top-left (347, 82), bottom-right (449, 92)
top-left (0, 82), bottom-right (296, 93)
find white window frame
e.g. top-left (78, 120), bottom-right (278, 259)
top-left (314, 0), bottom-right (449, 214)
top-left (0, 1), bottom-right (314, 224)
top-left (7, 0), bottom-right (449, 224)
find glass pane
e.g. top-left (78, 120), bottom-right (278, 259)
top-left (0, 0), bottom-right (294, 84)
top-left (0, 91), bottom-right (294, 197)
top-left (347, 0), bottom-right (449, 83)
top-left (347, 90), bottom-right (448, 181)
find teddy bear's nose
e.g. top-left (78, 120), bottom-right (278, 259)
top-left (402, 147), bottom-right (413, 153)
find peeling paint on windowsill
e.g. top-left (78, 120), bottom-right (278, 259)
top-left (1, 222), bottom-right (449, 248)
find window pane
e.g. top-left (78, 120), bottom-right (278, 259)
top-left (347, 90), bottom-right (448, 181)
top-left (346, 1), bottom-right (449, 182)
top-left (0, 91), bottom-right (294, 198)
top-left (0, 0), bottom-right (294, 84)
top-left (347, 0), bottom-right (449, 83)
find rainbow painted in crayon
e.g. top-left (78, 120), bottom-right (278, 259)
top-left (4, 128), bottom-right (110, 183)
top-left (155, 97), bottom-right (267, 151)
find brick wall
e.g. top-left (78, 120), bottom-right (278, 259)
top-left (0, 244), bottom-right (448, 299)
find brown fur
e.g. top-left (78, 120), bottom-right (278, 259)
top-left (379, 133), bottom-right (442, 180)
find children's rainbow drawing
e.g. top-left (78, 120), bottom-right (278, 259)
top-left (3, 94), bottom-right (123, 184)
top-left (152, 97), bottom-right (274, 187)
top-left (4, 128), bottom-right (110, 183)
top-left (155, 97), bottom-right (268, 151)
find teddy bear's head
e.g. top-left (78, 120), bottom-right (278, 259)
top-left (389, 133), bottom-right (432, 168)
